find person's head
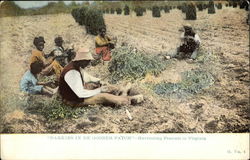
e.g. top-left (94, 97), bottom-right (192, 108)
top-left (72, 48), bottom-right (93, 69)
top-left (30, 61), bottom-right (44, 75)
top-left (183, 23), bottom-right (193, 34)
top-left (99, 27), bottom-right (106, 37)
top-left (54, 36), bottom-right (64, 47)
top-left (33, 36), bottom-right (45, 51)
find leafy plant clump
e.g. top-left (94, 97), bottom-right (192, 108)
top-left (208, 0), bottom-right (216, 14)
top-left (24, 96), bottom-right (87, 121)
top-left (197, 4), bottom-right (203, 11)
top-left (164, 6), bottom-right (170, 13)
top-left (152, 6), bottom-right (161, 17)
top-left (124, 5), bottom-right (130, 15)
top-left (85, 8), bottom-right (106, 35)
top-left (217, 3), bottom-right (222, 9)
top-left (154, 69), bottom-right (215, 98)
top-left (108, 46), bottom-right (166, 83)
top-left (186, 3), bottom-right (197, 20)
top-left (71, 6), bottom-right (106, 35)
top-left (116, 8), bottom-right (122, 14)
top-left (134, 7), bottom-right (144, 16)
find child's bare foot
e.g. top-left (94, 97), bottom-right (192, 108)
top-left (121, 82), bottom-right (132, 96)
top-left (129, 94), bottom-right (144, 104)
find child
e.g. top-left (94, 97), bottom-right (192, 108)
top-left (20, 61), bottom-right (58, 96)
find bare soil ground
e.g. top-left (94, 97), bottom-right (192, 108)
top-left (0, 8), bottom-right (249, 133)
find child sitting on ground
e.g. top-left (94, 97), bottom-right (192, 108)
top-left (20, 61), bottom-right (58, 96)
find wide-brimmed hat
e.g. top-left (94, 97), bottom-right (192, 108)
top-left (183, 23), bottom-right (192, 29)
top-left (72, 48), bottom-right (94, 61)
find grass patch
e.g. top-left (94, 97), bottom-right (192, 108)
top-left (108, 46), bottom-right (167, 83)
top-left (24, 96), bottom-right (88, 121)
top-left (153, 69), bottom-right (215, 98)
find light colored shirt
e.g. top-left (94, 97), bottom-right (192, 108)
top-left (20, 70), bottom-right (43, 94)
top-left (80, 68), bottom-right (100, 83)
top-left (180, 32), bottom-right (201, 46)
top-left (64, 69), bottom-right (101, 98)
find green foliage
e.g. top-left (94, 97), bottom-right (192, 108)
top-left (106, 8), bottom-right (110, 14)
top-left (71, 7), bottom-right (106, 35)
top-left (108, 46), bottom-right (166, 84)
top-left (77, 7), bottom-right (88, 25)
top-left (116, 8), bottom-right (122, 14)
top-left (181, 3), bottom-right (187, 13)
top-left (0, 1), bottom-right (25, 17)
top-left (25, 96), bottom-right (87, 121)
top-left (208, 0), bottom-right (216, 14)
top-left (153, 69), bottom-right (215, 98)
top-left (197, 4), bottom-right (203, 11)
top-left (134, 7), bottom-right (144, 16)
top-left (233, 2), bottom-right (238, 8)
top-left (124, 5), bottom-right (130, 15)
top-left (216, 3), bottom-right (223, 9)
top-left (111, 8), bottom-right (115, 14)
top-left (164, 6), bottom-right (170, 13)
top-left (186, 3), bottom-right (197, 20)
top-left (152, 6), bottom-right (161, 17)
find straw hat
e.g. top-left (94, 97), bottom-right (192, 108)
top-left (72, 48), bottom-right (94, 61)
top-left (183, 23), bottom-right (192, 29)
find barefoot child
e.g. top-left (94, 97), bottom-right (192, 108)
top-left (20, 61), bottom-right (58, 96)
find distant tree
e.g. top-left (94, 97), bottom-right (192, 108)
top-left (181, 3), bottom-right (187, 13)
top-left (208, 0), bottom-right (216, 14)
top-left (197, 4), bottom-right (203, 11)
top-left (164, 6), bottom-right (170, 13)
top-left (124, 5), bottom-right (130, 15)
top-left (0, 1), bottom-right (24, 17)
top-left (152, 6), bottom-right (161, 17)
top-left (217, 3), bottom-right (222, 9)
top-left (135, 7), bottom-right (144, 16)
top-left (116, 8), bottom-right (122, 14)
top-left (186, 3), bottom-right (196, 20)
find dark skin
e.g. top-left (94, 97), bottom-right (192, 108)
top-left (35, 42), bottom-right (45, 51)
top-left (73, 60), bottom-right (101, 88)
top-left (30, 65), bottom-right (43, 78)
top-left (55, 40), bottom-right (64, 48)
top-left (98, 28), bottom-right (112, 47)
top-left (73, 60), bottom-right (91, 70)
top-left (99, 28), bottom-right (106, 38)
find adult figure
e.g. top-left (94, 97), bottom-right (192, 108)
top-left (59, 48), bottom-right (143, 107)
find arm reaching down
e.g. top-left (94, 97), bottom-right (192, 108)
top-left (64, 70), bottom-right (101, 98)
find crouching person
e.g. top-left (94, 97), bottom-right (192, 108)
top-left (167, 23), bottom-right (201, 60)
top-left (59, 48), bottom-right (144, 107)
top-left (95, 27), bottom-right (115, 62)
top-left (20, 61), bottom-right (58, 96)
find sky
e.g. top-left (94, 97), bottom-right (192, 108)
top-left (14, 1), bottom-right (84, 9)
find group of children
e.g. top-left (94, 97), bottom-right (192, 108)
top-left (19, 24), bottom-right (200, 107)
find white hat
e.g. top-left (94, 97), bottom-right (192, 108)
top-left (72, 48), bottom-right (94, 61)
top-left (183, 23), bottom-right (192, 29)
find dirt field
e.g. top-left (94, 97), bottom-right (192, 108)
top-left (0, 7), bottom-right (249, 133)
